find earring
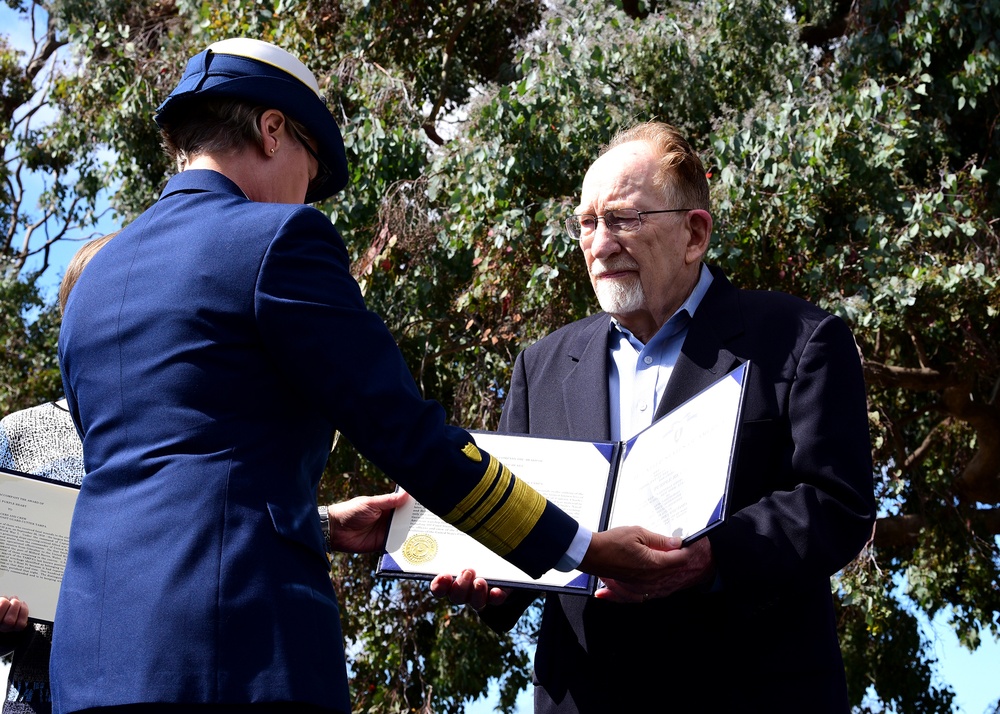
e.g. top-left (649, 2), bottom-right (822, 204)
top-left (270, 147), bottom-right (276, 155)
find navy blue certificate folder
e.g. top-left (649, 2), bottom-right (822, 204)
top-left (378, 361), bottom-right (750, 594)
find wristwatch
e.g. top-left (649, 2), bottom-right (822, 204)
top-left (318, 505), bottom-right (332, 553)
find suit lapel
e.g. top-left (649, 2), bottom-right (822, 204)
top-left (657, 266), bottom-right (745, 417)
top-left (563, 316), bottom-right (613, 441)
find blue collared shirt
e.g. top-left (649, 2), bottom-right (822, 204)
top-left (609, 264), bottom-right (713, 441)
top-left (557, 264), bottom-right (714, 571)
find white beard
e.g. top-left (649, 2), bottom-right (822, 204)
top-left (594, 274), bottom-right (645, 315)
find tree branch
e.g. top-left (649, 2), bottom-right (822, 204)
top-left (864, 360), bottom-right (957, 391)
top-left (902, 417), bottom-right (949, 472)
top-left (422, 0), bottom-right (477, 146)
top-left (873, 508), bottom-right (1000, 551)
top-left (942, 386), bottom-right (1000, 503)
top-left (25, 9), bottom-right (67, 82)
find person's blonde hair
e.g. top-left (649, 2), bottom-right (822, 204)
top-left (59, 231), bottom-right (119, 314)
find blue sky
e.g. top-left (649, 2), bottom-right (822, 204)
top-left (3, 6), bottom-right (997, 713)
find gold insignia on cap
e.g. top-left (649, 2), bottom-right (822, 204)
top-left (461, 442), bottom-right (482, 462)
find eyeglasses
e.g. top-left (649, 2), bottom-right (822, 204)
top-left (565, 208), bottom-right (693, 241)
top-left (286, 122), bottom-right (331, 200)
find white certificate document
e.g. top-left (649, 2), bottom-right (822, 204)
top-left (606, 360), bottom-right (748, 539)
top-left (379, 433), bottom-right (617, 593)
top-left (0, 467), bottom-right (79, 623)
top-left (378, 361), bottom-right (749, 593)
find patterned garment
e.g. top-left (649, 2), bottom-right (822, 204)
top-left (2, 626), bottom-right (53, 714)
top-left (0, 400), bottom-right (83, 714)
top-left (0, 401), bottom-right (84, 485)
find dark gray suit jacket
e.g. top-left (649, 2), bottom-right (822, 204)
top-left (482, 264), bottom-right (877, 714)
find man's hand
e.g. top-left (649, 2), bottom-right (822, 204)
top-left (0, 596), bottom-right (29, 633)
top-left (428, 528), bottom-right (714, 609)
top-left (429, 569), bottom-right (510, 611)
top-left (592, 534), bottom-right (716, 603)
top-left (326, 490), bottom-right (410, 554)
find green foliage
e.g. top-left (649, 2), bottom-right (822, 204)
top-left (0, 35), bottom-right (33, 242)
top-left (838, 578), bottom-right (958, 714)
top-left (337, 576), bottom-right (533, 714)
top-left (0, 273), bottom-right (63, 413)
top-left (4, 0), bottom-right (999, 711)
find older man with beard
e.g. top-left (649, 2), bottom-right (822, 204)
top-left (431, 121), bottom-right (877, 714)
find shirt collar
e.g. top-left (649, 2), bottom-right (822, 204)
top-left (609, 263), bottom-right (714, 340)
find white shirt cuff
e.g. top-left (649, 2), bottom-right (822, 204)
top-left (554, 525), bottom-right (592, 572)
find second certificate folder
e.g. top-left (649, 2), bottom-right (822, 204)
top-left (378, 360), bottom-right (751, 594)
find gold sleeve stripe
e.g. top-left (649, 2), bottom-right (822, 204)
top-left (442, 456), bottom-right (548, 556)
top-left (444, 452), bottom-right (506, 524)
top-left (475, 474), bottom-right (548, 555)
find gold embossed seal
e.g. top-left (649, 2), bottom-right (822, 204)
top-left (402, 533), bottom-right (438, 564)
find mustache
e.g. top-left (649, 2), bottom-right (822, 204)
top-left (591, 259), bottom-right (639, 276)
